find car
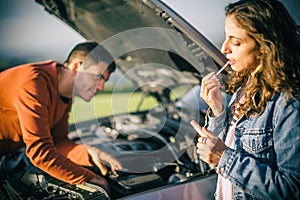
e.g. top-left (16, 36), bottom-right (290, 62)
top-left (0, 1), bottom-right (243, 200)
top-left (1, 0), bottom-right (298, 200)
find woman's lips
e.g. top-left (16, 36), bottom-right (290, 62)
top-left (228, 59), bottom-right (236, 65)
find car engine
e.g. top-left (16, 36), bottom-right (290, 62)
top-left (0, 102), bottom-right (215, 200)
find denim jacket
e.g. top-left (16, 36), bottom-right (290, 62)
top-left (206, 92), bottom-right (300, 200)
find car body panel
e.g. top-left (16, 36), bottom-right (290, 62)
top-left (118, 174), bottom-right (217, 200)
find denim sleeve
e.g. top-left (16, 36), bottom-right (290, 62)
top-left (205, 93), bottom-right (231, 137)
top-left (205, 108), bottom-right (227, 137)
top-left (216, 97), bottom-right (300, 199)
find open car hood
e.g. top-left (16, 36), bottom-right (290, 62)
top-left (0, 1), bottom-right (230, 199)
top-left (35, 0), bottom-right (227, 103)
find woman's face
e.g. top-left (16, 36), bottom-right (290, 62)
top-left (221, 15), bottom-right (260, 73)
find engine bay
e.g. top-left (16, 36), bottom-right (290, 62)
top-left (1, 102), bottom-right (216, 200)
top-left (67, 102), bottom-right (213, 199)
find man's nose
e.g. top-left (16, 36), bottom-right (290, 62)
top-left (96, 79), bottom-right (105, 92)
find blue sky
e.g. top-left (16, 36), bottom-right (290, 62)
top-left (0, 0), bottom-right (299, 63)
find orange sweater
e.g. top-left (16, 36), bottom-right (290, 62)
top-left (0, 60), bottom-right (95, 184)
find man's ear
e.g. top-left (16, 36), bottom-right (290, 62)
top-left (72, 61), bottom-right (82, 74)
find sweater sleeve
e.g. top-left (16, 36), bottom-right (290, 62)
top-left (16, 75), bottom-right (95, 185)
top-left (51, 103), bottom-right (94, 167)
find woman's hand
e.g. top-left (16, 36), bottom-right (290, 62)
top-left (190, 120), bottom-right (227, 165)
top-left (200, 72), bottom-right (223, 116)
top-left (87, 146), bottom-right (122, 176)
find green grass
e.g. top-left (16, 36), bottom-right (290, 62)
top-left (69, 85), bottom-right (191, 124)
top-left (69, 92), bottom-right (158, 124)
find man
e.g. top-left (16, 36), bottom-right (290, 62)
top-left (0, 41), bottom-right (122, 191)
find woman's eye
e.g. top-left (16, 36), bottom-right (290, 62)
top-left (231, 40), bottom-right (241, 46)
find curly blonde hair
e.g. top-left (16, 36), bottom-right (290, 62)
top-left (224, 0), bottom-right (300, 117)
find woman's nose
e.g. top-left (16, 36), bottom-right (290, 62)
top-left (221, 40), bottom-right (231, 54)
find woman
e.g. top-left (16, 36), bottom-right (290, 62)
top-left (190, 0), bottom-right (300, 199)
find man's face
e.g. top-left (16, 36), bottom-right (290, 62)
top-left (73, 61), bottom-right (111, 101)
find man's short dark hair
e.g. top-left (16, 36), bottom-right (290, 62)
top-left (64, 41), bottom-right (116, 73)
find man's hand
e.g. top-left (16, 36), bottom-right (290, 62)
top-left (87, 146), bottom-right (122, 176)
top-left (190, 120), bottom-right (227, 165)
